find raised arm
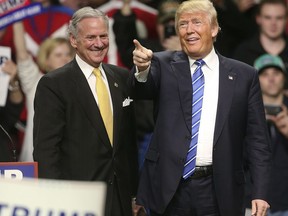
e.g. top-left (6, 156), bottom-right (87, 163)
top-left (12, 22), bottom-right (42, 95)
top-left (13, 22), bottom-right (29, 61)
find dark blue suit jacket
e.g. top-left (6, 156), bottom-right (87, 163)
top-left (131, 51), bottom-right (272, 216)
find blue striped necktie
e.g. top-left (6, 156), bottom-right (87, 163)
top-left (183, 59), bottom-right (205, 179)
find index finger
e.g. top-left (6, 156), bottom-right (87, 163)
top-left (133, 39), bottom-right (144, 51)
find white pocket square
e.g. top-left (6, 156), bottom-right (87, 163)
top-left (122, 97), bottom-right (133, 107)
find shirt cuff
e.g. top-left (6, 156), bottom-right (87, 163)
top-left (134, 66), bottom-right (150, 82)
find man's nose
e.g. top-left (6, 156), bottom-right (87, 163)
top-left (94, 37), bottom-right (104, 46)
top-left (187, 25), bottom-right (195, 34)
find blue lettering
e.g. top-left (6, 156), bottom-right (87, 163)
top-left (0, 204), bottom-right (97, 216)
top-left (12, 206), bottom-right (28, 216)
top-left (35, 209), bottom-right (40, 216)
top-left (0, 203), bottom-right (8, 215)
top-left (85, 213), bottom-right (95, 216)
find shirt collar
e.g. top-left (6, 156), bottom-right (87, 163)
top-left (188, 47), bottom-right (218, 70)
top-left (75, 54), bottom-right (104, 79)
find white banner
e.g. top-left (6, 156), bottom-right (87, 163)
top-left (0, 178), bottom-right (106, 216)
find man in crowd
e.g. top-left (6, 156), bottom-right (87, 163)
top-left (254, 54), bottom-right (288, 216)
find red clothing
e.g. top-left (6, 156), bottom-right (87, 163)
top-left (98, 0), bottom-right (158, 68)
top-left (0, 5), bottom-right (73, 57)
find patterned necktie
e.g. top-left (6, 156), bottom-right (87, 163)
top-left (183, 59), bottom-right (205, 179)
top-left (93, 68), bottom-right (113, 145)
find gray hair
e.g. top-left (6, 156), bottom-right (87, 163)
top-left (68, 7), bottom-right (109, 37)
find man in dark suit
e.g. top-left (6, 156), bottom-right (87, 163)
top-left (131, 0), bottom-right (271, 215)
top-left (33, 7), bottom-right (138, 216)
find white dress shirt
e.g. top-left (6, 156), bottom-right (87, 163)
top-left (188, 48), bottom-right (219, 166)
top-left (76, 54), bottom-right (113, 113)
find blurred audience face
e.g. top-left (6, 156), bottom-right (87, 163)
top-left (156, 0), bottom-right (179, 43)
top-left (256, 3), bottom-right (287, 40)
top-left (46, 42), bottom-right (73, 71)
top-left (33, 0), bottom-right (54, 6)
top-left (70, 17), bottom-right (109, 68)
top-left (59, 0), bottom-right (81, 10)
top-left (157, 19), bottom-right (176, 43)
top-left (0, 28), bottom-right (6, 40)
top-left (259, 68), bottom-right (285, 97)
top-left (78, 0), bottom-right (108, 8)
top-left (177, 11), bottom-right (218, 59)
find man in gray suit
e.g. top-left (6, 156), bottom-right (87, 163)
top-left (33, 7), bottom-right (138, 216)
top-left (131, 0), bottom-right (271, 215)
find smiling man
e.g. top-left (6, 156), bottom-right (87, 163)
top-left (234, 0), bottom-right (288, 73)
top-left (130, 0), bottom-right (272, 216)
top-left (33, 7), bottom-right (138, 216)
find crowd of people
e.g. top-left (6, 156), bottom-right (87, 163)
top-left (1, 0), bottom-right (288, 216)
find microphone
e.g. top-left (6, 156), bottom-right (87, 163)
top-left (0, 123), bottom-right (17, 162)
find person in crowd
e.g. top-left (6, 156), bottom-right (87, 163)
top-left (212, 0), bottom-right (258, 57)
top-left (112, 0), bottom-right (182, 171)
top-left (233, 0), bottom-right (288, 72)
top-left (0, 60), bottom-right (24, 162)
top-left (113, 0), bottom-right (182, 69)
top-left (11, 22), bottom-right (74, 162)
top-left (254, 54), bottom-right (288, 216)
top-left (33, 7), bottom-right (138, 216)
top-left (59, 0), bottom-right (109, 11)
top-left (131, 0), bottom-right (271, 215)
top-left (98, 0), bottom-right (158, 68)
top-left (58, 0), bottom-right (81, 10)
top-left (0, 0), bottom-right (74, 57)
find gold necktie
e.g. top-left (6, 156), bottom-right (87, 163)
top-left (93, 68), bottom-right (113, 145)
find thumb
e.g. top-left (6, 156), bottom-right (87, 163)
top-left (251, 201), bottom-right (257, 216)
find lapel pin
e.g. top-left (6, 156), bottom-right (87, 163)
top-left (114, 83), bottom-right (118, 87)
top-left (228, 75), bottom-right (233, 80)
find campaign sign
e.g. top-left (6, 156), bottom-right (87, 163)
top-left (0, 162), bottom-right (38, 180)
top-left (0, 178), bottom-right (107, 216)
top-left (0, 0), bottom-right (42, 30)
top-left (0, 46), bottom-right (11, 107)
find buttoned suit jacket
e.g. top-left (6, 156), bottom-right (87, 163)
top-left (33, 59), bottom-right (138, 216)
top-left (131, 51), bottom-right (271, 216)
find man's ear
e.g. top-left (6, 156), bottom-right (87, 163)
top-left (211, 25), bottom-right (219, 38)
top-left (70, 35), bottom-right (77, 49)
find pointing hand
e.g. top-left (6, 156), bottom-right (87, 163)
top-left (133, 39), bottom-right (153, 72)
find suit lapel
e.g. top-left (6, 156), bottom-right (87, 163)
top-left (171, 52), bottom-right (192, 133)
top-left (70, 60), bottom-right (112, 150)
top-left (213, 55), bottom-right (237, 145)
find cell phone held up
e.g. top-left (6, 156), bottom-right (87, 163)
top-left (164, 24), bottom-right (176, 39)
top-left (264, 105), bottom-right (282, 116)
